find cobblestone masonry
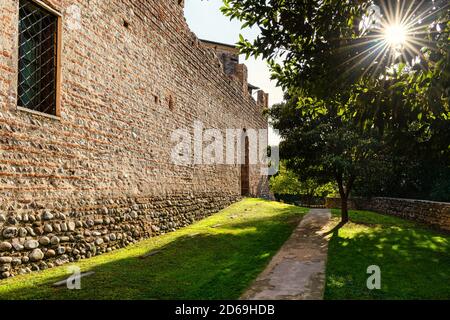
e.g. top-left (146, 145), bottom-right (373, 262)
top-left (326, 197), bottom-right (450, 232)
top-left (0, 0), bottom-right (270, 279)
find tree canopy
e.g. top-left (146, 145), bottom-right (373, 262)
top-left (270, 163), bottom-right (336, 197)
top-left (222, 0), bottom-right (450, 128)
top-left (270, 95), bottom-right (385, 221)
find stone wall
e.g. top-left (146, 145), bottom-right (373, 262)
top-left (0, 0), bottom-right (270, 279)
top-left (325, 198), bottom-right (358, 211)
top-left (326, 197), bottom-right (450, 231)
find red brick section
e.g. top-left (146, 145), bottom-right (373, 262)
top-left (0, 0), bottom-right (270, 279)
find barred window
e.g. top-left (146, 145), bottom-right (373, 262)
top-left (18, 0), bottom-right (60, 116)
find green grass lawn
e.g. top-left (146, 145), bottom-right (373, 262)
top-left (325, 209), bottom-right (450, 300)
top-left (0, 198), bottom-right (307, 300)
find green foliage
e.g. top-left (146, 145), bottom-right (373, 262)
top-left (429, 170), bottom-right (450, 202)
top-left (222, 0), bottom-right (368, 94)
top-left (270, 94), bottom-right (386, 209)
top-left (351, 115), bottom-right (450, 201)
top-left (222, 0), bottom-right (449, 129)
top-left (269, 164), bottom-right (302, 195)
top-left (346, 2), bottom-right (450, 128)
top-left (315, 183), bottom-right (338, 199)
top-left (269, 163), bottom-right (336, 197)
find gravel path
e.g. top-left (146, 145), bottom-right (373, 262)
top-left (241, 209), bottom-right (335, 300)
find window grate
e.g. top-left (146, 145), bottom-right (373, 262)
top-left (18, 0), bottom-right (58, 115)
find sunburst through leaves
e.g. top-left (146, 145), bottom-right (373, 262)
top-left (349, 0), bottom-right (449, 78)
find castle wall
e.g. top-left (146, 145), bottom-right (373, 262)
top-left (0, 0), bottom-right (270, 278)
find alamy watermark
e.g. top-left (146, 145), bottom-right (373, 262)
top-left (367, 265), bottom-right (381, 290)
top-left (66, 266), bottom-right (82, 290)
top-left (170, 121), bottom-right (279, 176)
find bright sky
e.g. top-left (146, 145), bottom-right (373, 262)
top-left (184, 0), bottom-right (282, 145)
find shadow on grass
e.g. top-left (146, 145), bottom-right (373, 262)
top-left (324, 211), bottom-right (450, 300)
top-left (323, 221), bottom-right (348, 237)
top-left (0, 209), bottom-right (304, 300)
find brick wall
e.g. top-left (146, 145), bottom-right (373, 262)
top-left (326, 197), bottom-right (450, 231)
top-left (0, 0), bottom-right (270, 279)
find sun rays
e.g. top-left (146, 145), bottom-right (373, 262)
top-left (343, 0), bottom-right (449, 80)
top-left (384, 23), bottom-right (408, 49)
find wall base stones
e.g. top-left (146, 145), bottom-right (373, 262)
top-left (326, 197), bottom-right (450, 232)
top-left (0, 193), bottom-right (239, 279)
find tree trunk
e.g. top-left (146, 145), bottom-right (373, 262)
top-left (341, 195), bottom-right (349, 223)
top-left (336, 174), bottom-right (352, 224)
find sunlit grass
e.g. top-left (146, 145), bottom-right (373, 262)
top-left (0, 198), bottom-right (307, 300)
top-left (325, 209), bottom-right (450, 300)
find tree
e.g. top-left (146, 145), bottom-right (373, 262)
top-left (352, 115), bottom-right (450, 202)
top-left (223, 0), bottom-right (449, 209)
top-left (269, 163), bottom-right (302, 195)
top-left (270, 95), bottom-right (385, 223)
top-left (222, 0), bottom-right (367, 94)
top-left (270, 163), bottom-right (336, 205)
top-left (222, 0), bottom-right (449, 127)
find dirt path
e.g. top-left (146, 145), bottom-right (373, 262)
top-left (241, 209), bottom-right (336, 300)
